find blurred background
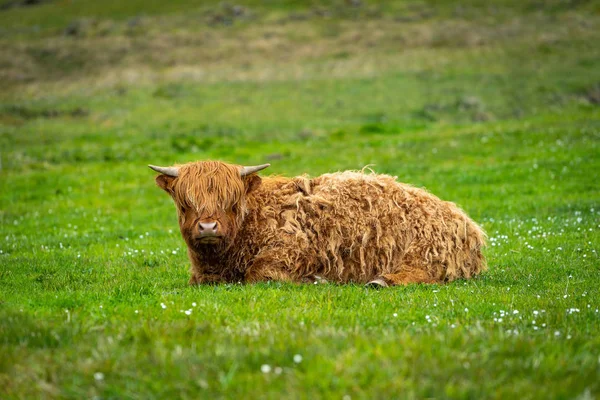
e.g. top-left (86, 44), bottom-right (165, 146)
top-left (1, 2), bottom-right (599, 398)
top-left (1, 0), bottom-right (599, 219)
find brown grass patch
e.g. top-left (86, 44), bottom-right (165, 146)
top-left (1, 10), bottom-right (598, 96)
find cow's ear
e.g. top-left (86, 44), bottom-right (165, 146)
top-left (243, 174), bottom-right (262, 194)
top-left (155, 174), bottom-right (176, 194)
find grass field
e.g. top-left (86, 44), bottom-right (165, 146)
top-left (1, 0), bottom-right (599, 398)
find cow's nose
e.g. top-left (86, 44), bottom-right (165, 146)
top-left (199, 221), bottom-right (218, 235)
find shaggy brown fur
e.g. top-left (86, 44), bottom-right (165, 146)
top-left (153, 160), bottom-right (487, 286)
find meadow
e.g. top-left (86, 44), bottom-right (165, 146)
top-left (0, 0), bottom-right (599, 398)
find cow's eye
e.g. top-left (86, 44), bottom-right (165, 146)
top-left (179, 206), bottom-right (186, 214)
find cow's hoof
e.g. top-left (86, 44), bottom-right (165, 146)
top-left (365, 278), bottom-right (388, 288)
top-left (313, 275), bottom-right (328, 284)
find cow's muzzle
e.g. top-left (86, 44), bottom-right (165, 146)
top-left (196, 221), bottom-right (222, 243)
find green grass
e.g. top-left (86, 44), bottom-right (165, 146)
top-left (1, 0), bottom-right (599, 398)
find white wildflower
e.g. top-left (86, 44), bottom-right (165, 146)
top-left (261, 364), bottom-right (271, 373)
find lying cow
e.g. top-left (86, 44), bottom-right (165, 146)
top-left (150, 160), bottom-right (486, 286)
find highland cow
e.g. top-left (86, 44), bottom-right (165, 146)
top-left (149, 160), bottom-right (486, 287)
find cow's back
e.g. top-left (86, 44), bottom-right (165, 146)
top-left (243, 171), bottom-right (486, 283)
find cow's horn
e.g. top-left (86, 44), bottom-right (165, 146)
top-left (148, 165), bottom-right (179, 177)
top-left (240, 163), bottom-right (270, 177)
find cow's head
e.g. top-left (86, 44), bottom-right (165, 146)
top-left (150, 161), bottom-right (269, 251)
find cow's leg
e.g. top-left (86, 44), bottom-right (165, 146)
top-left (188, 250), bottom-right (229, 285)
top-left (244, 262), bottom-right (294, 283)
top-left (189, 272), bottom-right (225, 285)
top-left (366, 268), bottom-right (436, 287)
top-left (382, 269), bottom-right (436, 286)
